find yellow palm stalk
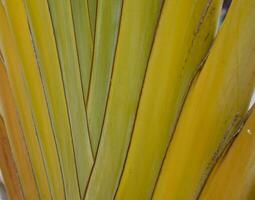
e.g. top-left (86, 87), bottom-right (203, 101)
top-left (87, 0), bottom-right (123, 155)
top-left (46, 0), bottom-right (94, 197)
top-left (0, 116), bottom-right (23, 200)
top-left (24, 0), bottom-right (95, 198)
top-left (0, 3), bottom-right (51, 198)
top-left (116, 0), bottom-right (222, 199)
top-left (85, 0), bottom-right (164, 199)
top-left (0, 59), bottom-right (38, 199)
top-left (200, 106), bottom-right (255, 200)
top-left (24, 0), bottom-right (95, 197)
top-left (153, 0), bottom-right (255, 198)
top-left (2, 0), bottom-right (67, 198)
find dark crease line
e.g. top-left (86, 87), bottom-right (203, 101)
top-left (93, 0), bottom-right (121, 155)
top-left (20, 68), bottom-right (46, 200)
top-left (150, 1), bottom-right (215, 197)
top-left (48, 41), bottom-right (71, 199)
top-left (115, 0), bottom-right (213, 195)
top-left (70, 2), bottom-right (94, 162)
top-left (12, 155), bottom-right (25, 200)
top-left (92, 0), bottom-right (98, 41)
top-left (27, 10), bottom-right (69, 199)
top-left (11, 12), bottom-right (50, 200)
top-left (86, 0), bottom-right (94, 40)
top-left (85, 0), bottom-right (98, 108)
top-left (27, 22), bottom-right (53, 200)
top-left (184, 0), bottom-right (214, 66)
top-left (0, 50), bottom-right (5, 64)
top-left (0, 49), bottom-right (39, 199)
top-left (16, 117), bottom-right (36, 198)
top-left (0, 116), bottom-right (24, 199)
top-left (82, 0), bottom-right (125, 199)
top-left (13, 110), bottom-right (35, 200)
top-left (48, 1), bottom-right (84, 199)
top-left (195, 135), bottom-right (236, 199)
top-left (0, 80), bottom-right (25, 199)
top-left (95, 0), bottom-right (124, 162)
top-left (196, 105), bottom-right (255, 199)
top-left (85, 0), bottom-right (99, 158)
top-left (112, 0), bottom-right (166, 198)
top-left (150, 69), bottom-right (202, 199)
top-left (45, 0), bottom-right (80, 199)
top-left (69, 0), bottom-right (94, 164)
top-left (69, 1), bottom-right (95, 197)
top-left (196, 0), bottom-right (214, 35)
top-left (64, 1), bottom-right (82, 197)
top-left (0, 4), bottom-right (40, 198)
top-left (194, 116), bottom-right (243, 199)
top-left (30, 106), bottom-right (51, 200)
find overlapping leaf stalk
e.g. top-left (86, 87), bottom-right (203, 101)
top-left (0, 0), bottom-right (254, 199)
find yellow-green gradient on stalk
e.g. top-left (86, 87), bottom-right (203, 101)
top-left (0, 60), bottom-right (35, 199)
top-left (71, 0), bottom-right (93, 100)
top-left (0, 2), bottom-right (51, 198)
top-left (116, 0), bottom-right (222, 199)
top-left (200, 106), bottom-right (255, 200)
top-left (85, 0), bottom-right (164, 199)
top-left (154, 0), bottom-right (255, 198)
top-left (46, 0), bottom-right (94, 198)
top-left (87, 0), bottom-right (123, 155)
top-left (2, 0), bottom-right (67, 198)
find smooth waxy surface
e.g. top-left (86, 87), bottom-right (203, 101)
top-left (116, 0), bottom-right (222, 199)
top-left (71, 0), bottom-right (93, 100)
top-left (153, 0), bottom-right (255, 198)
top-left (0, 2), bottom-right (50, 198)
top-left (85, 0), bottom-right (164, 199)
top-left (46, 0), bottom-right (94, 197)
top-left (200, 107), bottom-right (255, 200)
top-left (87, 0), bottom-right (123, 155)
